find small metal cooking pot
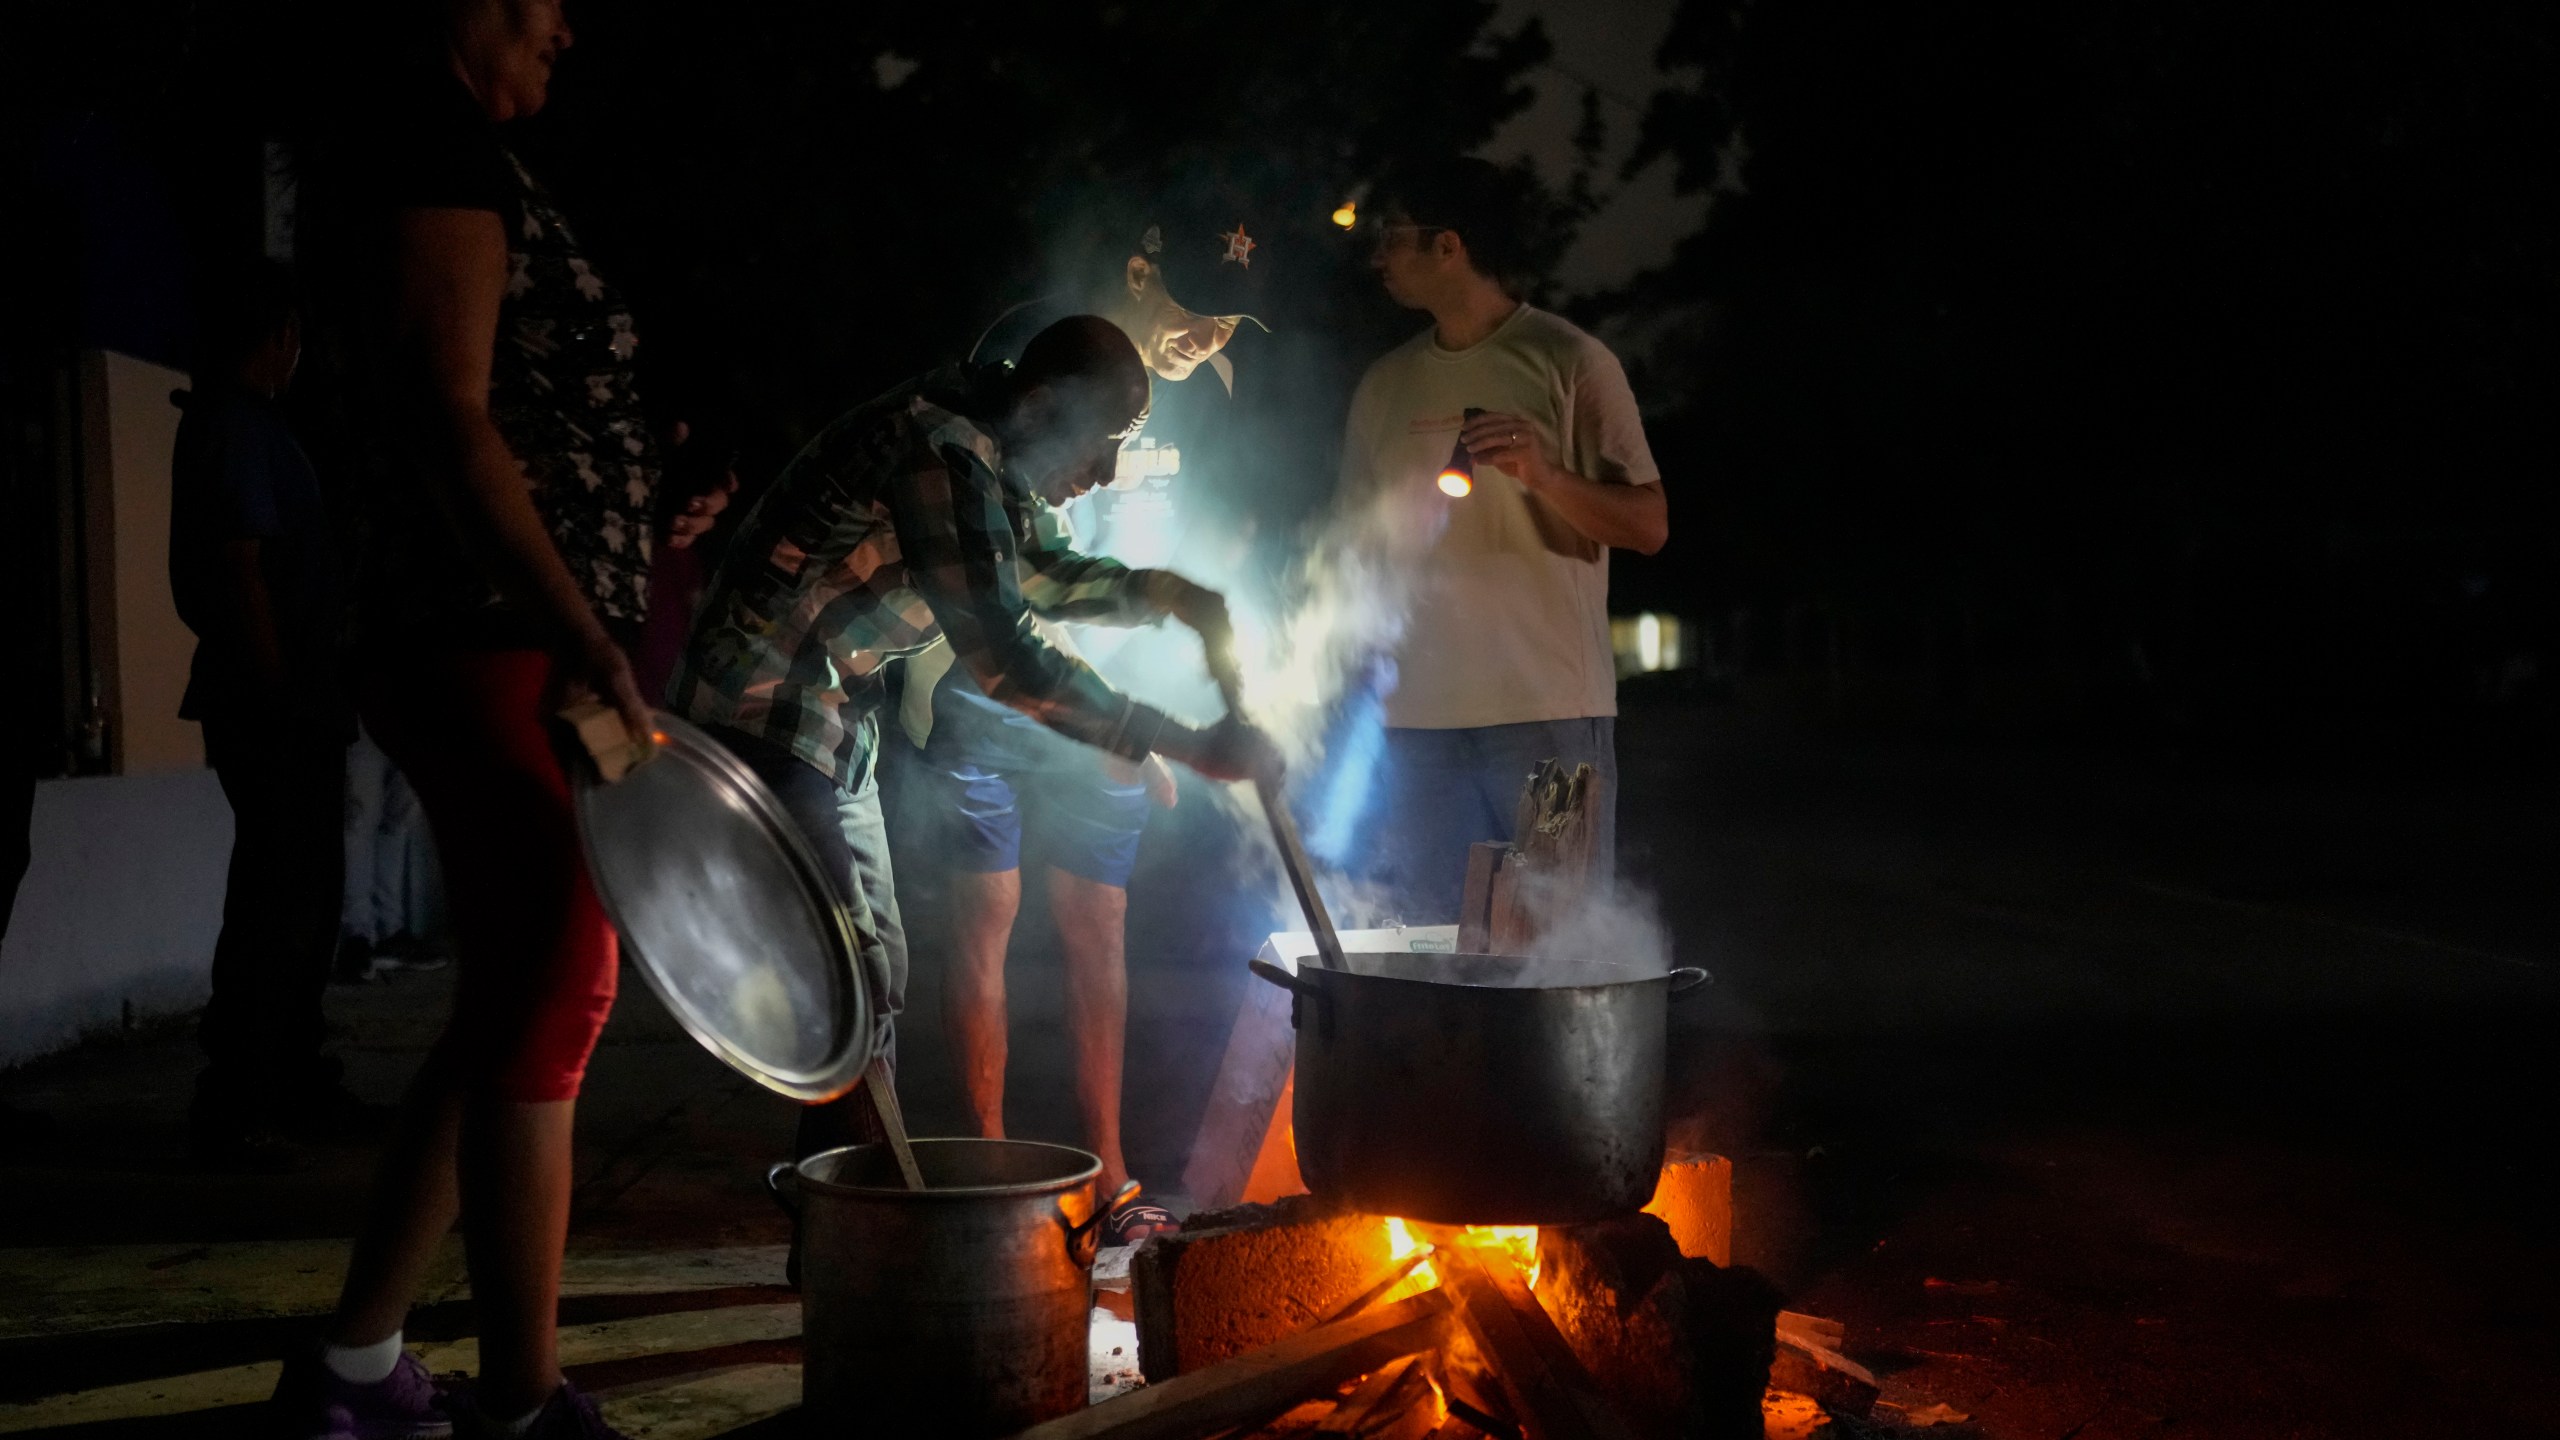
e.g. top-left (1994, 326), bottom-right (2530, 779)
top-left (767, 1139), bottom-right (1107, 1437)
top-left (1252, 951), bottom-right (1709, 1225)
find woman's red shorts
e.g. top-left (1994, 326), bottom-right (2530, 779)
top-left (362, 649), bottom-right (617, 1103)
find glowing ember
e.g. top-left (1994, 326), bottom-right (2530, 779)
top-left (1436, 468), bottom-right (1473, 497)
top-left (1332, 201), bottom-right (1359, 229)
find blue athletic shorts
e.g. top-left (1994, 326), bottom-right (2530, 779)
top-left (922, 684), bottom-right (1151, 886)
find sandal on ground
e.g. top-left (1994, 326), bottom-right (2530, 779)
top-left (1103, 1191), bottom-right (1180, 1246)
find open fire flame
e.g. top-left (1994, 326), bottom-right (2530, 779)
top-left (1381, 1216), bottom-right (1541, 1295)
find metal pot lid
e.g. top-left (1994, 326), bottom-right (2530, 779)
top-left (573, 712), bottom-right (873, 1101)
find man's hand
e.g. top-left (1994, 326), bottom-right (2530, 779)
top-left (1459, 409), bottom-right (1559, 491)
top-left (1458, 408), bottom-right (1669, 554)
top-left (1144, 571), bottom-right (1235, 663)
top-left (664, 420), bottom-right (739, 550)
top-left (1167, 716), bottom-right (1282, 786)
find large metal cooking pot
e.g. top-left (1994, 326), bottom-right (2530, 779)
top-left (768, 1139), bottom-right (1106, 1437)
top-left (1253, 951), bottom-right (1709, 1225)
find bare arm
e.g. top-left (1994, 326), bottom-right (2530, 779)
top-left (390, 206), bottom-right (649, 733)
top-left (889, 448), bottom-right (1271, 782)
top-left (1460, 409), bottom-right (1669, 555)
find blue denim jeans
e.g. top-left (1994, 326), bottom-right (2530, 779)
top-left (1367, 717), bottom-right (1618, 925)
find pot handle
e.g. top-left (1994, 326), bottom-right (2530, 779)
top-left (1248, 958), bottom-right (1333, 1038)
top-left (1666, 966), bottom-right (1713, 997)
top-left (1061, 1180), bottom-right (1139, 1269)
top-left (1248, 957), bottom-right (1318, 999)
top-left (764, 1161), bottom-right (802, 1219)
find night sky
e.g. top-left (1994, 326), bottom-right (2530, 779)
top-left (2, 0), bottom-right (2553, 770)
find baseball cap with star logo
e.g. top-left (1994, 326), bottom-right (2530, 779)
top-left (1138, 207), bottom-right (1274, 331)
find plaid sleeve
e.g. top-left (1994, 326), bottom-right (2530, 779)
top-left (887, 443), bottom-right (1170, 760)
top-left (1016, 498), bottom-right (1162, 625)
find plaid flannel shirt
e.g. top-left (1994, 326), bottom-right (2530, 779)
top-left (670, 369), bottom-right (1174, 792)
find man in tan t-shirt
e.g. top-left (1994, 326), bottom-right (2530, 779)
top-left (1339, 158), bottom-right (1669, 919)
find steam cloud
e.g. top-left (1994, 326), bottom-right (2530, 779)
top-left (1497, 867), bottom-right (1678, 977)
top-left (1226, 477), bottom-right (1448, 763)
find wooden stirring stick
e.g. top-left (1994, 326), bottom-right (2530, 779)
top-left (1208, 654), bottom-right (1350, 974)
top-left (861, 1053), bottom-right (926, 1190)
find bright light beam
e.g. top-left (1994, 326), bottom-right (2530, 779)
top-left (1305, 687), bottom-right (1386, 865)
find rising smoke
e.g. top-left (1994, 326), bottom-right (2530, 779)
top-left (1198, 484), bottom-right (1683, 976)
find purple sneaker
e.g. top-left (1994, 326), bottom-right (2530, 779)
top-left (453, 1382), bottom-right (628, 1439)
top-left (271, 1349), bottom-right (452, 1440)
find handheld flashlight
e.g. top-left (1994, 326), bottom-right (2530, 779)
top-left (1437, 407), bottom-right (1486, 497)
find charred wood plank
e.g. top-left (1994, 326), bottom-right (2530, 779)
top-left (1461, 759), bottom-right (1600, 954)
top-left (1316, 1250), bottom-right (1437, 1328)
top-left (1774, 1311), bottom-right (1844, 1353)
top-left (1432, 1246), bottom-right (1635, 1440)
top-left (1180, 944), bottom-right (1304, 1212)
top-left (1312, 1355), bottom-right (1442, 1440)
top-left (1769, 1330), bottom-right (1877, 1417)
top-left (1437, 1392), bottom-right (1524, 1440)
top-left (1457, 842), bottom-right (1507, 954)
top-left (1009, 1290), bottom-right (1453, 1440)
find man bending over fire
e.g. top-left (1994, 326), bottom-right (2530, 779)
top-left (671, 316), bottom-right (1278, 1170)
top-left (1341, 158), bottom-right (1669, 918)
top-left (898, 205), bottom-right (1277, 1243)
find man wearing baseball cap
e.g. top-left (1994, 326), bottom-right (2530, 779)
top-left (901, 205), bottom-right (1274, 1243)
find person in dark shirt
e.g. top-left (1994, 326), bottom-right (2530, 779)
top-left (274, 3), bottom-right (716, 1436)
top-left (899, 209), bottom-right (1274, 1243)
top-left (169, 261), bottom-right (365, 1172)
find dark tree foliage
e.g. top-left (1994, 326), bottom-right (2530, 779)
top-left (13, 0), bottom-right (1562, 528)
top-left (513, 0), bottom-right (1555, 523)
top-left (1609, 0), bottom-right (2556, 764)
top-left (15, 0), bottom-right (2551, 766)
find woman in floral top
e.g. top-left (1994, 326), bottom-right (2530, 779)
top-left (276, 3), bottom-right (713, 1437)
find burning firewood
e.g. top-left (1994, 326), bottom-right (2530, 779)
top-left (1130, 1155), bottom-right (1765, 1438)
top-left (1319, 1250), bottom-right (1441, 1327)
top-left (1430, 1241), bottom-right (1638, 1440)
top-left (1311, 1356), bottom-right (1443, 1439)
top-left (1010, 1291), bottom-right (1453, 1440)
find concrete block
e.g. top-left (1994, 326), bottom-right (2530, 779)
top-left (1643, 1150), bottom-right (1734, 1266)
top-left (1131, 1194), bottom-right (1393, 1381)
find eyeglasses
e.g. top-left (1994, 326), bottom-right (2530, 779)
top-left (1368, 222), bottom-right (1447, 253)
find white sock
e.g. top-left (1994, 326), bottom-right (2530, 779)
top-left (502, 1397), bottom-right (550, 1435)
top-left (320, 1331), bottom-right (403, 1385)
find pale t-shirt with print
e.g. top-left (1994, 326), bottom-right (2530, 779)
top-left (1339, 304), bottom-right (1660, 730)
